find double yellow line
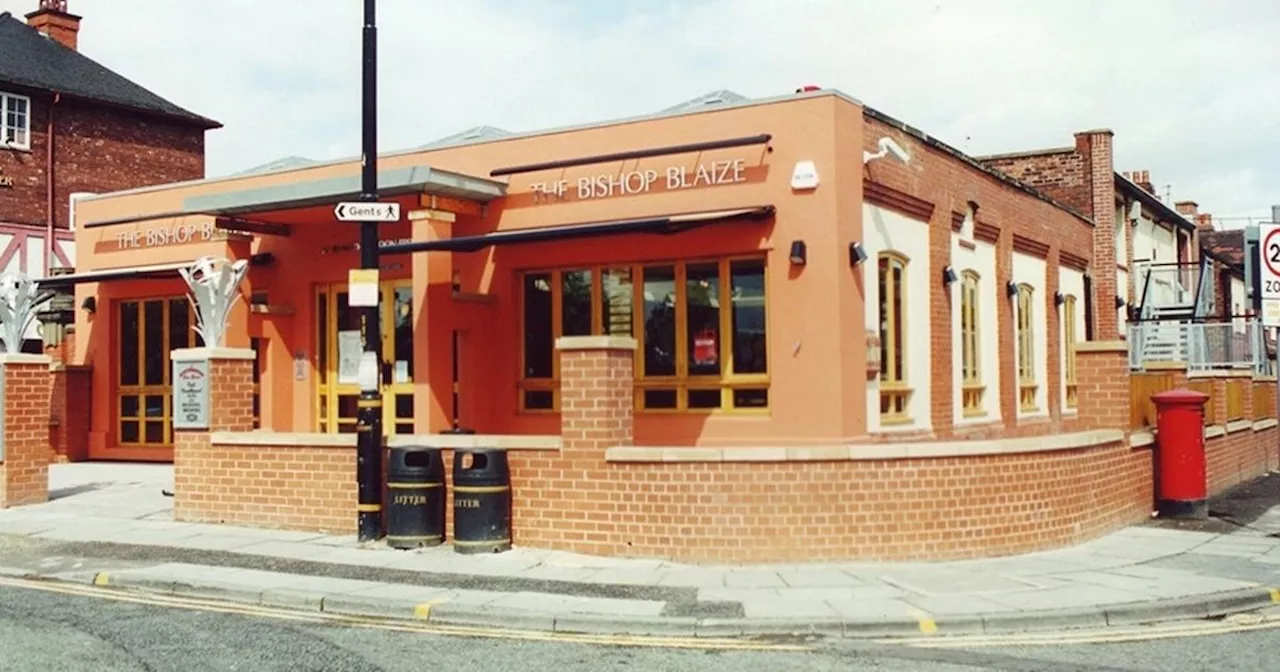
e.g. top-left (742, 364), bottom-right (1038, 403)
top-left (0, 575), bottom-right (808, 652)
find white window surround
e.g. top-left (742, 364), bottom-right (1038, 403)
top-left (0, 91), bottom-right (32, 151)
top-left (1012, 252), bottom-right (1048, 419)
top-left (863, 203), bottom-right (932, 434)
top-left (950, 232), bottom-right (1000, 426)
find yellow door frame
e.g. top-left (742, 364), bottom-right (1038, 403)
top-left (315, 280), bottom-right (416, 434)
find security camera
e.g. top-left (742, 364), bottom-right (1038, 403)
top-left (879, 137), bottom-right (910, 163)
top-left (863, 136), bottom-right (911, 166)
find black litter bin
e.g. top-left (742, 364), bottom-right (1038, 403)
top-left (385, 446), bottom-right (446, 549)
top-left (451, 449), bottom-right (512, 554)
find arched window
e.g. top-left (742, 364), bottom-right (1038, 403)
top-left (1063, 294), bottom-right (1078, 409)
top-left (878, 252), bottom-right (911, 423)
top-left (960, 271), bottom-right (984, 416)
top-left (1016, 283), bottom-right (1037, 412)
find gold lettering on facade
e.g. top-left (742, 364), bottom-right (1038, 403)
top-left (393, 495), bottom-right (428, 506)
top-left (455, 498), bottom-right (481, 509)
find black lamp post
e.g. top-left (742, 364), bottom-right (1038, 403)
top-left (355, 0), bottom-right (385, 543)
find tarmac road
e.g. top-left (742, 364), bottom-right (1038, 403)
top-left (3, 581), bottom-right (1280, 672)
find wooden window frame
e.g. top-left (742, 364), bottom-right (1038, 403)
top-left (959, 270), bottom-right (985, 417)
top-left (517, 256), bottom-right (771, 415)
top-left (116, 296), bottom-right (199, 447)
top-left (1016, 283), bottom-right (1038, 413)
top-left (1063, 295), bottom-right (1078, 410)
top-left (878, 252), bottom-right (912, 425)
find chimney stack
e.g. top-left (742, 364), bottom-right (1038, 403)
top-left (26, 1), bottom-right (81, 52)
top-left (1195, 213), bottom-right (1214, 232)
top-left (1175, 201), bottom-right (1199, 218)
top-left (1123, 170), bottom-right (1155, 194)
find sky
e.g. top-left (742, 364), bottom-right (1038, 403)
top-left (3, 0), bottom-right (1278, 226)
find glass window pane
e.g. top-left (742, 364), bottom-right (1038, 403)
top-left (120, 421), bottom-right (139, 444)
top-left (730, 259), bottom-right (767, 375)
top-left (143, 300), bottom-right (164, 386)
top-left (686, 263), bottom-right (721, 377)
top-left (396, 394), bottom-right (414, 420)
top-left (144, 422), bottom-right (165, 444)
top-left (891, 264), bottom-right (904, 381)
top-left (523, 390), bottom-right (554, 410)
top-left (641, 266), bottom-right (676, 377)
top-left (643, 389), bottom-right (678, 409)
top-left (600, 268), bottom-right (634, 336)
top-left (522, 273), bottom-right (553, 379)
top-left (392, 286), bottom-right (414, 383)
top-left (119, 302), bottom-right (139, 386)
top-left (144, 395), bottom-right (165, 418)
top-left (120, 395), bottom-right (140, 418)
top-left (561, 269), bottom-right (593, 337)
top-left (688, 389), bottom-right (722, 409)
top-left (733, 388), bottom-right (768, 409)
top-left (337, 395), bottom-right (358, 421)
top-left (169, 298), bottom-right (190, 351)
top-left (395, 423), bottom-right (414, 435)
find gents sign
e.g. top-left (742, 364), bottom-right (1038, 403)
top-left (530, 158), bottom-right (748, 201)
top-left (115, 222), bottom-right (227, 249)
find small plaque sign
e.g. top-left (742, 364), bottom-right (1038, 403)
top-left (172, 358), bottom-right (211, 430)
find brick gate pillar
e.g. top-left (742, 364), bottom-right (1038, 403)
top-left (1074, 340), bottom-right (1131, 433)
top-left (556, 336), bottom-right (636, 456)
top-left (0, 354), bottom-right (53, 507)
top-left (171, 347), bottom-right (256, 522)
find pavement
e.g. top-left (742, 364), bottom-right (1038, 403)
top-left (0, 463), bottom-right (1279, 640)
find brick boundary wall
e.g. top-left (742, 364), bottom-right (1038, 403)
top-left (0, 355), bottom-right (53, 508)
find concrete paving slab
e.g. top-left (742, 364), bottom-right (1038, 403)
top-left (165, 535), bottom-right (264, 552)
top-left (905, 593), bottom-right (1014, 616)
top-left (982, 584), bottom-right (1153, 610)
top-left (775, 568), bottom-right (866, 588)
top-left (518, 565), bottom-right (607, 583)
top-left (739, 597), bottom-right (840, 619)
top-left (653, 569), bottom-right (727, 588)
top-left (0, 520), bottom-right (59, 535)
top-left (99, 527), bottom-right (204, 547)
top-left (339, 583), bottom-right (456, 603)
top-left (231, 541), bottom-right (349, 563)
top-left (880, 571), bottom-right (1041, 595)
top-left (722, 570), bottom-right (786, 588)
top-left (825, 597), bottom-right (919, 620)
top-left (487, 591), bottom-right (665, 616)
top-left (576, 567), bottom-right (667, 586)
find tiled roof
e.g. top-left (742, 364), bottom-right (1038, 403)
top-left (230, 155), bottom-right (319, 177)
top-left (0, 11), bottom-right (219, 128)
top-left (1200, 229), bottom-right (1245, 268)
top-left (420, 125), bottom-right (512, 148)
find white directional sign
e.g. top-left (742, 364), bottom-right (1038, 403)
top-left (1258, 223), bottom-right (1280, 326)
top-left (334, 201), bottom-right (401, 222)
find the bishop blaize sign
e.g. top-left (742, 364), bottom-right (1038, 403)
top-left (334, 201), bottom-right (401, 222)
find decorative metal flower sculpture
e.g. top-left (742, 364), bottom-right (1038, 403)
top-left (178, 256), bottom-right (250, 349)
top-left (0, 271), bottom-right (52, 354)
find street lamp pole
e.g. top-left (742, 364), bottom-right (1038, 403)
top-left (355, 0), bottom-right (385, 543)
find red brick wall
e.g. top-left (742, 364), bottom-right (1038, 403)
top-left (47, 364), bottom-right (91, 463)
top-left (176, 440), bottom-right (355, 534)
top-left (174, 355), bottom-right (258, 524)
top-left (1, 359), bottom-right (53, 507)
top-left (1204, 426), bottom-right (1276, 497)
top-left (980, 149), bottom-right (1091, 215)
top-left (0, 96), bottom-right (206, 229)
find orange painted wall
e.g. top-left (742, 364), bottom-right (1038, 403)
top-left (71, 93), bottom-right (874, 453)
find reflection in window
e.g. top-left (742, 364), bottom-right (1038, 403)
top-left (730, 259), bottom-right (767, 375)
top-left (1017, 284), bottom-right (1037, 412)
top-left (600, 268), bottom-right (634, 336)
top-left (642, 266), bottom-right (677, 378)
top-left (878, 252), bottom-right (911, 424)
top-left (685, 262), bottom-right (720, 377)
top-left (562, 269), bottom-right (593, 337)
top-left (523, 273), bottom-right (553, 378)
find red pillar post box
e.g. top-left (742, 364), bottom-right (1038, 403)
top-left (1151, 388), bottom-right (1211, 519)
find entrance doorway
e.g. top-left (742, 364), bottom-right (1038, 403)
top-left (315, 281), bottom-right (416, 435)
top-left (115, 297), bottom-right (200, 453)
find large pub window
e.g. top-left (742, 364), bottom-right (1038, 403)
top-left (878, 252), bottom-right (911, 424)
top-left (519, 257), bottom-right (769, 413)
top-left (117, 297), bottom-right (203, 446)
top-left (1016, 284), bottom-right (1038, 412)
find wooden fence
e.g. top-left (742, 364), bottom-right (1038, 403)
top-left (1186, 379), bottom-right (1216, 426)
top-left (1130, 372), bottom-right (1175, 429)
top-left (1226, 378), bottom-right (1248, 421)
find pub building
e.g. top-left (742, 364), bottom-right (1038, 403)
top-left (44, 87), bottom-right (1183, 563)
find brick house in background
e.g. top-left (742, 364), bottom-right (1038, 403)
top-left (0, 0), bottom-right (220, 352)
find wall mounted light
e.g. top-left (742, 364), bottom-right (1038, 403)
top-left (789, 240), bottom-right (807, 265)
top-left (1006, 281), bottom-right (1019, 298)
top-left (1115, 296), bottom-right (1126, 309)
top-left (849, 241), bottom-right (868, 266)
top-left (942, 266), bottom-right (959, 286)
top-left (1054, 291), bottom-right (1065, 306)
top-left (80, 296), bottom-right (96, 314)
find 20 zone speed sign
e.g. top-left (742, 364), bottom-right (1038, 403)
top-left (1261, 224), bottom-right (1280, 301)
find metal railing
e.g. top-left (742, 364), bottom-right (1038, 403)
top-left (1130, 258), bottom-right (1214, 321)
top-left (1129, 318), bottom-right (1265, 372)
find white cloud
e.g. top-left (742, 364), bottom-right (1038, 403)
top-left (2, 0), bottom-right (1277, 221)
